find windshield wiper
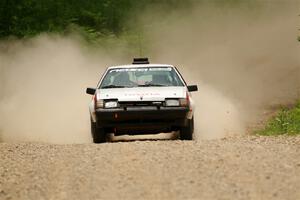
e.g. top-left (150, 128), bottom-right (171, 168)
top-left (138, 83), bottom-right (166, 87)
top-left (102, 85), bottom-right (126, 89)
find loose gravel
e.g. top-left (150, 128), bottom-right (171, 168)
top-left (0, 136), bottom-right (299, 200)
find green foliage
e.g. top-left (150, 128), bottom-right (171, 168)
top-left (257, 100), bottom-right (300, 136)
top-left (0, 0), bottom-right (192, 39)
top-left (0, 0), bottom-right (135, 38)
top-left (0, 0), bottom-right (262, 40)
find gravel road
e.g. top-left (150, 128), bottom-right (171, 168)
top-left (0, 136), bottom-right (299, 200)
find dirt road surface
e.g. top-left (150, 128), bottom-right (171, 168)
top-left (0, 136), bottom-right (299, 200)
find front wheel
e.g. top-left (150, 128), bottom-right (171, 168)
top-left (179, 117), bottom-right (194, 140)
top-left (91, 119), bottom-right (107, 143)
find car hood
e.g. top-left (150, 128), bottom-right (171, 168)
top-left (98, 87), bottom-right (186, 101)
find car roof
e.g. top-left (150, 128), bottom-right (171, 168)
top-left (107, 64), bottom-right (174, 69)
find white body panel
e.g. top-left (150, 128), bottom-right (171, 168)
top-left (99, 87), bottom-right (186, 101)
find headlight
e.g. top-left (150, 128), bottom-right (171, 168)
top-left (165, 99), bottom-right (180, 107)
top-left (104, 101), bottom-right (119, 108)
top-left (165, 97), bottom-right (189, 107)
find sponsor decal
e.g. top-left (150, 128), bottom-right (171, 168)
top-left (109, 67), bottom-right (172, 73)
top-left (124, 93), bottom-right (160, 97)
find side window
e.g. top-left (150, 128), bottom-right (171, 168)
top-left (166, 72), bottom-right (174, 83)
top-left (167, 70), bottom-right (181, 86)
top-left (174, 67), bottom-right (186, 86)
top-left (100, 71), bottom-right (116, 87)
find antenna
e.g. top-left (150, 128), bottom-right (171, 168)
top-left (138, 30), bottom-right (143, 57)
top-left (133, 10), bottom-right (145, 57)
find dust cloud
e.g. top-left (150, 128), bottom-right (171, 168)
top-left (0, 1), bottom-right (299, 143)
top-left (140, 1), bottom-right (300, 139)
top-left (0, 35), bottom-right (127, 143)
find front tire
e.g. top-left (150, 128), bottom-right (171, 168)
top-left (91, 119), bottom-right (107, 143)
top-left (180, 117), bottom-right (194, 140)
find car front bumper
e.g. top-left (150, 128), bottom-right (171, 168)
top-left (95, 106), bottom-right (189, 135)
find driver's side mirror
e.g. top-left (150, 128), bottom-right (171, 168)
top-left (86, 87), bottom-right (96, 95)
top-left (187, 85), bottom-right (198, 92)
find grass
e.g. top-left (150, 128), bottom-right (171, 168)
top-left (257, 100), bottom-right (300, 136)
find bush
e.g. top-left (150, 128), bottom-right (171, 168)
top-left (257, 100), bottom-right (300, 135)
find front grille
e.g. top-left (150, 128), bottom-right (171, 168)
top-left (119, 101), bottom-right (163, 107)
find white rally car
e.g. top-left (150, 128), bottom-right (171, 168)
top-left (86, 58), bottom-right (198, 143)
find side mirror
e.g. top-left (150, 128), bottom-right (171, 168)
top-left (187, 85), bottom-right (198, 92)
top-left (86, 87), bottom-right (96, 95)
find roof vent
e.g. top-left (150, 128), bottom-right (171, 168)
top-left (132, 57), bottom-right (149, 64)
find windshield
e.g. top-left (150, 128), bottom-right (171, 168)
top-left (100, 67), bottom-right (184, 89)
